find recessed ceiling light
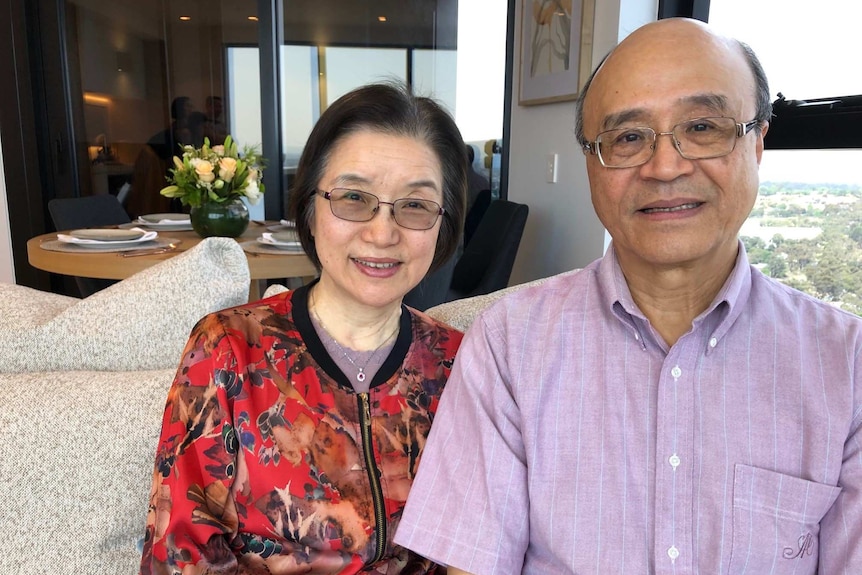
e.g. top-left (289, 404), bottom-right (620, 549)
top-left (248, 16), bottom-right (259, 22)
top-left (179, 16), bottom-right (191, 21)
top-left (378, 16), bottom-right (387, 22)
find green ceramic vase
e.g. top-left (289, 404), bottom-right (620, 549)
top-left (190, 198), bottom-right (250, 238)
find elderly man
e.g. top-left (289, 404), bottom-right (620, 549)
top-left (394, 18), bottom-right (862, 574)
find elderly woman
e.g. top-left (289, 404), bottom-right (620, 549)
top-left (139, 83), bottom-right (467, 575)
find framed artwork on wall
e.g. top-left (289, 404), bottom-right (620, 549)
top-left (518, 0), bottom-right (596, 106)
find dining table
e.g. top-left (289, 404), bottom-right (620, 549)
top-left (27, 222), bottom-right (318, 301)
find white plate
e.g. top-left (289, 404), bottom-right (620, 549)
top-left (257, 232), bottom-right (303, 250)
top-left (134, 220), bottom-right (193, 231)
top-left (57, 228), bottom-right (158, 248)
top-left (136, 213), bottom-right (193, 231)
top-left (139, 213), bottom-right (190, 223)
top-left (69, 228), bottom-right (145, 241)
top-left (266, 219), bottom-right (297, 232)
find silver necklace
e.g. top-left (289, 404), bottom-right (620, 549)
top-left (309, 290), bottom-right (400, 383)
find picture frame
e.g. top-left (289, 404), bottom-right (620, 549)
top-left (519, 0), bottom-right (596, 106)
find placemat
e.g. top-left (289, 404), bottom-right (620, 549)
top-left (39, 237), bottom-right (182, 253)
top-left (240, 240), bottom-right (306, 256)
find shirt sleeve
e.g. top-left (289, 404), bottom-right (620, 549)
top-left (139, 316), bottom-right (241, 574)
top-left (394, 310), bottom-right (530, 575)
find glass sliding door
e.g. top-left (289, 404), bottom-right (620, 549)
top-left (63, 0), bottom-right (262, 218)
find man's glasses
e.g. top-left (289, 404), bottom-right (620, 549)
top-left (582, 116), bottom-right (761, 169)
top-left (317, 188), bottom-right (445, 231)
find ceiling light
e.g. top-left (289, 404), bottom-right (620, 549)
top-left (248, 16), bottom-right (259, 22)
top-left (378, 16), bottom-right (387, 22)
top-left (179, 16), bottom-right (191, 21)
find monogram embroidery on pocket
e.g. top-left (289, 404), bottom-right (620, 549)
top-left (782, 532), bottom-right (814, 560)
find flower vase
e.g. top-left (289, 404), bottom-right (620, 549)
top-left (190, 199), bottom-right (250, 238)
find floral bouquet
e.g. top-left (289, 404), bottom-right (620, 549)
top-left (160, 135), bottom-right (265, 207)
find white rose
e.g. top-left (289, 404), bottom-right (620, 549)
top-left (212, 145), bottom-right (225, 155)
top-left (244, 181), bottom-right (262, 205)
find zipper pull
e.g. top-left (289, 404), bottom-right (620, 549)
top-left (360, 392), bottom-right (371, 423)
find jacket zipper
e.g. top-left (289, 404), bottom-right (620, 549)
top-left (358, 392), bottom-right (386, 564)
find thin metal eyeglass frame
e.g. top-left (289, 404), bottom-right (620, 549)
top-left (317, 189), bottom-right (445, 231)
top-left (581, 118), bottom-right (761, 169)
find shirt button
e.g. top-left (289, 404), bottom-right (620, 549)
top-left (709, 337), bottom-right (718, 348)
top-left (671, 365), bottom-right (682, 379)
top-left (668, 546), bottom-right (680, 561)
top-left (669, 454), bottom-right (681, 469)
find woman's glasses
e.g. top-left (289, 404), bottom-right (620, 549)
top-left (317, 188), bottom-right (444, 230)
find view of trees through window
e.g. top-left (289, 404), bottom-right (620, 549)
top-left (740, 180), bottom-right (862, 314)
top-left (709, 1), bottom-right (862, 315)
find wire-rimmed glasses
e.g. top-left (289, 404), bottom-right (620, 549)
top-left (582, 116), bottom-right (761, 168)
top-left (317, 188), bottom-right (444, 231)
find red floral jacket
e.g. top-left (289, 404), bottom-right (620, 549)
top-left (139, 284), bottom-right (463, 574)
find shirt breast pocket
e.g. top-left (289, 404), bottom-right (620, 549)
top-left (728, 463), bottom-right (841, 575)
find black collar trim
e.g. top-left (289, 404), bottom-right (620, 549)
top-left (291, 281), bottom-right (414, 392)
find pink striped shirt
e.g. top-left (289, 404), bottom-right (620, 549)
top-left (395, 244), bottom-right (862, 574)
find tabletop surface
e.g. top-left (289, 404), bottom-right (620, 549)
top-left (27, 223), bottom-right (318, 281)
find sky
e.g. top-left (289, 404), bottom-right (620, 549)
top-left (708, 0), bottom-right (862, 186)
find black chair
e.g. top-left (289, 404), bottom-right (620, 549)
top-left (448, 199), bottom-right (528, 300)
top-left (403, 251), bottom-right (458, 311)
top-left (47, 195), bottom-right (132, 297)
top-left (463, 188), bottom-right (491, 247)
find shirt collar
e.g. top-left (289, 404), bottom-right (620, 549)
top-left (597, 240), bottom-right (753, 349)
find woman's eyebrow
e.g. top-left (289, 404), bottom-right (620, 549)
top-left (406, 179), bottom-right (441, 192)
top-left (331, 174), bottom-right (372, 188)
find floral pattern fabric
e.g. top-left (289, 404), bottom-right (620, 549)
top-left (139, 284), bottom-right (462, 574)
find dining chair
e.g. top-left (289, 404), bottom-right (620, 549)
top-left (47, 194), bottom-right (132, 297)
top-left (448, 198), bottom-right (529, 300)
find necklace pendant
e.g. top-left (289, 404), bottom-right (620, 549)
top-left (356, 370), bottom-right (366, 383)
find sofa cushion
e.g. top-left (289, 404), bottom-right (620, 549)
top-left (0, 368), bottom-right (174, 575)
top-left (262, 283), bottom-right (290, 298)
top-left (424, 269), bottom-right (579, 332)
top-left (0, 282), bottom-right (79, 328)
top-left (0, 237), bottom-right (250, 372)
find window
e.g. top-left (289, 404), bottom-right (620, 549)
top-left (708, 1), bottom-right (862, 313)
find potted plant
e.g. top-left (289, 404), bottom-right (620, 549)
top-left (160, 135), bottom-right (265, 237)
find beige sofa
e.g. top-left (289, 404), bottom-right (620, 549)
top-left (0, 238), bottom-right (250, 575)
top-left (0, 237), bottom-right (565, 575)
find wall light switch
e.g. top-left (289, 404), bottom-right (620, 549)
top-left (546, 153), bottom-right (558, 184)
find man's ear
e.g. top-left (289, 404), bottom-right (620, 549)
top-left (755, 121), bottom-right (769, 164)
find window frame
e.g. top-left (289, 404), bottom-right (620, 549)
top-left (659, 0), bottom-right (862, 150)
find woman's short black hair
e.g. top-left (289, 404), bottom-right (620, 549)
top-left (288, 82), bottom-right (467, 272)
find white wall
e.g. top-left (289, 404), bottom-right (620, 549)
top-left (507, 0), bottom-right (656, 284)
top-left (0, 128), bottom-right (14, 283)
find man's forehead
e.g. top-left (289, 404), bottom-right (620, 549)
top-left (584, 36), bottom-right (752, 130)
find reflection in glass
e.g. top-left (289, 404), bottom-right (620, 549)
top-left (69, 0), bottom-right (262, 219)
